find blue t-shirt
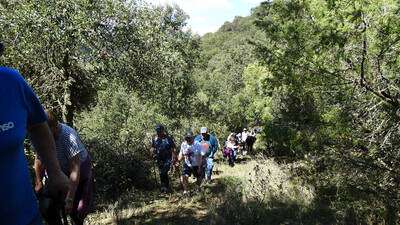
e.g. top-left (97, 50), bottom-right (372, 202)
top-left (194, 134), bottom-right (219, 158)
top-left (54, 123), bottom-right (88, 175)
top-left (0, 67), bottom-right (47, 225)
top-left (152, 135), bottom-right (175, 161)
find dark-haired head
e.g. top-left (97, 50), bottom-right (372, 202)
top-left (46, 109), bottom-right (61, 138)
top-left (184, 131), bottom-right (194, 143)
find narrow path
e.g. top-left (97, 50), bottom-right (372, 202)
top-left (87, 156), bottom-right (253, 225)
top-left (87, 155), bottom-right (319, 225)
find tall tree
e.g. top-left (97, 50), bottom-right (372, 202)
top-left (254, 0), bottom-right (400, 223)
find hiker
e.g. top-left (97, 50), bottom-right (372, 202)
top-left (34, 110), bottom-right (94, 225)
top-left (223, 133), bottom-right (239, 166)
top-left (236, 132), bottom-right (242, 144)
top-left (150, 124), bottom-right (177, 193)
top-left (241, 128), bottom-right (249, 150)
top-left (245, 129), bottom-right (256, 153)
top-left (194, 127), bottom-right (219, 182)
top-left (178, 132), bottom-right (206, 195)
top-left (0, 42), bottom-right (69, 225)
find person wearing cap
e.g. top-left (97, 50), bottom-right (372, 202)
top-left (178, 132), bottom-right (206, 195)
top-left (150, 124), bottom-right (177, 193)
top-left (0, 42), bottom-right (69, 225)
top-left (194, 127), bottom-right (219, 181)
top-left (241, 128), bottom-right (249, 142)
top-left (241, 128), bottom-right (249, 152)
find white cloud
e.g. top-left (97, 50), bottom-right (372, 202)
top-left (239, 0), bottom-right (265, 4)
top-left (147, 0), bottom-right (232, 11)
top-left (189, 15), bottom-right (222, 34)
top-left (144, 0), bottom-right (260, 35)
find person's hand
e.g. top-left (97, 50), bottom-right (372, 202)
top-left (173, 159), bottom-right (179, 166)
top-left (65, 196), bottom-right (74, 214)
top-left (47, 171), bottom-right (70, 200)
top-left (172, 153), bottom-right (178, 162)
top-left (150, 150), bottom-right (157, 160)
top-left (34, 182), bottom-right (43, 194)
top-left (149, 148), bottom-right (156, 159)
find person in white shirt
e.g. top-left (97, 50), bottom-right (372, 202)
top-left (241, 128), bottom-right (249, 143)
top-left (178, 132), bottom-right (206, 194)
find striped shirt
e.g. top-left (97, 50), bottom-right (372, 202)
top-left (55, 123), bottom-right (88, 175)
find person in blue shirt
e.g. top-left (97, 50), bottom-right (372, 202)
top-left (194, 127), bottom-right (219, 181)
top-left (150, 124), bottom-right (177, 193)
top-left (0, 42), bottom-right (69, 225)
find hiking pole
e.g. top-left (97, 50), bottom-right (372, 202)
top-left (146, 142), bottom-right (159, 189)
top-left (152, 160), bottom-right (159, 188)
top-left (149, 148), bottom-right (159, 188)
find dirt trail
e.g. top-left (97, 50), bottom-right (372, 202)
top-left (87, 156), bottom-right (252, 225)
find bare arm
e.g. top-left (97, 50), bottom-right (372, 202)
top-left (34, 157), bottom-right (44, 193)
top-left (178, 150), bottom-right (183, 161)
top-left (67, 155), bottom-right (80, 200)
top-left (172, 147), bottom-right (177, 162)
top-left (29, 122), bottom-right (69, 197)
top-left (150, 138), bottom-right (156, 158)
top-left (65, 155), bottom-right (80, 213)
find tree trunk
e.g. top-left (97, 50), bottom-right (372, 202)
top-left (65, 104), bottom-right (74, 127)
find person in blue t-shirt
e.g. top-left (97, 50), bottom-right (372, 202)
top-left (0, 42), bottom-right (69, 225)
top-left (150, 124), bottom-right (177, 193)
top-left (194, 127), bottom-right (219, 181)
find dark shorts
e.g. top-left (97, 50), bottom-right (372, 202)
top-left (182, 163), bottom-right (203, 178)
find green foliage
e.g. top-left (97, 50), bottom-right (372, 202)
top-left (192, 15), bottom-right (265, 133)
top-left (76, 82), bottom-right (163, 199)
top-left (212, 159), bottom-right (333, 225)
top-left (0, 0), bottom-right (110, 124)
top-left (96, 4), bottom-right (200, 119)
top-left (6, 0), bottom-right (400, 223)
top-left (253, 0), bottom-right (400, 223)
top-left (1, 0), bottom-right (200, 200)
top-left (0, 0), bottom-right (199, 125)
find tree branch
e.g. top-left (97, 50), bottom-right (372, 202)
top-left (358, 19), bottom-right (399, 108)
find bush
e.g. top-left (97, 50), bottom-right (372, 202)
top-left (211, 159), bottom-right (337, 225)
top-left (76, 83), bottom-right (168, 200)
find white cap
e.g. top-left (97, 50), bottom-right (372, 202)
top-left (200, 127), bottom-right (208, 133)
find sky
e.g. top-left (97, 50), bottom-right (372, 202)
top-left (145, 0), bottom-right (265, 35)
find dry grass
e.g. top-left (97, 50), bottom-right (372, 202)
top-left (86, 155), bottom-right (316, 225)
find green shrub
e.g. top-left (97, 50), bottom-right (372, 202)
top-left (76, 83), bottom-right (168, 200)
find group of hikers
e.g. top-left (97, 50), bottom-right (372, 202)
top-left (223, 128), bottom-right (257, 166)
top-left (0, 41), bottom-right (257, 225)
top-left (150, 125), bottom-right (218, 195)
top-left (150, 124), bottom-right (257, 195)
